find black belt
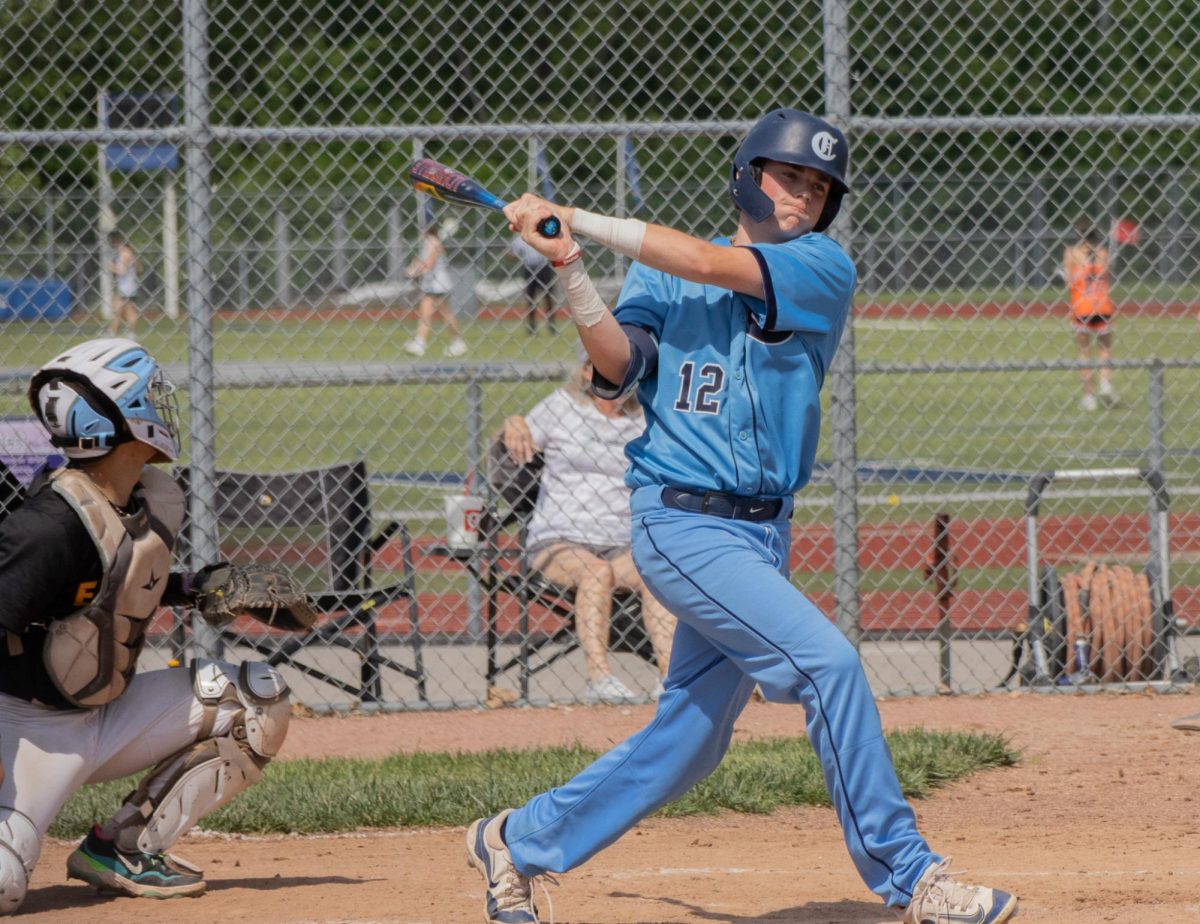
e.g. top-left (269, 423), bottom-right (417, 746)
top-left (661, 487), bottom-right (787, 521)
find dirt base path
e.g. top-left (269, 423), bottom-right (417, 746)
top-left (22, 691), bottom-right (1200, 923)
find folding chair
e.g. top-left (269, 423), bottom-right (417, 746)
top-left (479, 439), bottom-right (654, 702)
top-left (175, 460), bottom-right (426, 705)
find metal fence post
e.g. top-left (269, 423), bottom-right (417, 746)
top-left (824, 0), bottom-right (862, 648)
top-left (183, 0), bottom-right (222, 661)
top-left (333, 195), bottom-right (349, 292)
top-left (274, 205), bottom-right (291, 308)
top-left (388, 200), bottom-right (404, 283)
top-left (1147, 361), bottom-right (1166, 573)
top-left (466, 377), bottom-right (484, 636)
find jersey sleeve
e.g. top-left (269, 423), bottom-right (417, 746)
top-left (612, 260), bottom-right (673, 337)
top-left (599, 260), bottom-right (674, 396)
top-left (592, 324), bottom-right (658, 400)
top-left (743, 233), bottom-right (856, 376)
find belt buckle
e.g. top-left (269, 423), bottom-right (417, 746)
top-left (700, 491), bottom-right (715, 514)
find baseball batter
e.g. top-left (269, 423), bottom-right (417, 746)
top-left (466, 110), bottom-right (1018, 924)
top-left (0, 339), bottom-right (299, 913)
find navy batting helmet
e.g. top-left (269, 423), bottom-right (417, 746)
top-left (729, 108), bottom-right (849, 232)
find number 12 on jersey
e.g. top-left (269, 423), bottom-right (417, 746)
top-left (673, 361), bottom-right (725, 414)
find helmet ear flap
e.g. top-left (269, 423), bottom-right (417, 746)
top-left (813, 188), bottom-right (845, 234)
top-left (31, 374), bottom-right (126, 459)
top-left (729, 162), bottom-right (776, 223)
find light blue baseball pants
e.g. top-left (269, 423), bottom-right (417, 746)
top-left (503, 485), bottom-right (938, 907)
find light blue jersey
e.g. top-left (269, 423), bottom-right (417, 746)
top-left (611, 233), bottom-right (854, 496)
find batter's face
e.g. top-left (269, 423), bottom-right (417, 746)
top-left (752, 160), bottom-right (832, 241)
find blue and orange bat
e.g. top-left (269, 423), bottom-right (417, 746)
top-left (408, 158), bottom-right (561, 238)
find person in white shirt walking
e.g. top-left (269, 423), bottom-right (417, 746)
top-left (404, 222), bottom-right (467, 357)
top-left (107, 232), bottom-right (140, 337)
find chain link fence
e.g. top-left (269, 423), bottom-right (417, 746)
top-left (1, 1), bottom-right (1198, 711)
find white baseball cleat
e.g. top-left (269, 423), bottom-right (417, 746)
top-left (446, 337), bottom-right (468, 357)
top-left (1080, 393), bottom-right (1098, 412)
top-left (404, 338), bottom-right (426, 356)
top-left (903, 857), bottom-right (1018, 924)
top-left (466, 809), bottom-right (541, 923)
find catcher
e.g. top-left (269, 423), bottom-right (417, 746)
top-left (0, 338), bottom-right (316, 914)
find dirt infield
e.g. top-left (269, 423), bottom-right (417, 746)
top-left (23, 692), bottom-right (1200, 923)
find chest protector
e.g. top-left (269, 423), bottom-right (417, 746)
top-left (42, 466), bottom-right (185, 708)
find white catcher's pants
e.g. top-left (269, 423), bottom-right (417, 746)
top-left (0, 665), bottom-right (240, 855)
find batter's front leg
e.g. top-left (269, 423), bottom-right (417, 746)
top-left (503, 620), bottom-right (754, 876)
top-left (633, 510), bottom-right (937, 907)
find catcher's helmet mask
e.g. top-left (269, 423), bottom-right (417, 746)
top-left (729, 108), bottom-right (849, 233)
top-left (29, 338), bottom-right (181, 463)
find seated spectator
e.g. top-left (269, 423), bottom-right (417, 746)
top-left (501, 354), bottom-right (674, 703)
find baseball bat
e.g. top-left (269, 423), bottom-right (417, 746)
top-left (408, 159), bottom-right (561, 238)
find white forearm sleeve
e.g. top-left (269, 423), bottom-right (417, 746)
top-left (555, 252), bottom-right (609, 328)
top-left (569, 209), bottom-right (647, 261)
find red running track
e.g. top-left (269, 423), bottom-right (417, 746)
top-left (152, 511), bottom-right (1199, 638)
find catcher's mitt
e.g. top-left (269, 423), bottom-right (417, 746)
top-left (194, 562), bottom-right (318, 632)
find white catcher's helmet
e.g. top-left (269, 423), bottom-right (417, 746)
top-left (28, 338), bottom-right (181, 462)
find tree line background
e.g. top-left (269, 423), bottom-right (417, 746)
top-left (2, 0), bottom-right (1196, 196)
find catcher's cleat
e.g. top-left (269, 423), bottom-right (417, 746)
top-left (466, 810), bottom-right (543, 923)
top-left (67, 826), bottom-right (206, 899)
top-left (903, 857), bottom-right (1017, 924)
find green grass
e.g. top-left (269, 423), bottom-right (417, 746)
top-left (4, 313), bottom-right (1197, 480)
top-left (49, 727), bottom-right (1017, 838)
top-left (3, 309), bottom-right (1197, 549)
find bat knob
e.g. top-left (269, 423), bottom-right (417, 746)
top-left (537, 216), bottom-right (561, 239)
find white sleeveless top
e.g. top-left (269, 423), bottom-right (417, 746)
top-left (418, 237), bottom-right (452, 295)
top-left (115, 248), bottom-right (138, 298)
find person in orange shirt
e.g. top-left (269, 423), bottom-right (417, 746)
top-left (1063, 219), bottom-right (1116, 411)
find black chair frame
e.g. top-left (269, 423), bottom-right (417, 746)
top-left (175, 461), bottom-right (426, 705)
top-left (477, 441), bottom-right (653, 702)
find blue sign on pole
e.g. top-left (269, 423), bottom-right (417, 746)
top-left (103, 92), bottom-right (179, 173)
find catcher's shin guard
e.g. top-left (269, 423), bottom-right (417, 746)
top-left (109, 659), bottom-right (291, 856)
top-left (0, 807), bottom-right (40, 915)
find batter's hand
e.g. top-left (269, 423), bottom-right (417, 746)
top-left (503, 194), bottom-right (576, 263)
top-left (501, 414), bottom-right (537, 464)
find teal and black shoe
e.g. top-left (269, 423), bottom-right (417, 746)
top-left (66, 825), bottom-right (206, 899)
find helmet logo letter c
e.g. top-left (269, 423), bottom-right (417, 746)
top-left (811, 132), bottom-right (839, 162)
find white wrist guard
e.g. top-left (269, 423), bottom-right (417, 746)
top-left (570, 209), bottom-right (647, 261)
top-left (555, 253), bottom-right (609, 328)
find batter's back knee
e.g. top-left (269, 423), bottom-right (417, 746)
top-left (0, 808), bottom-right (40, 915)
